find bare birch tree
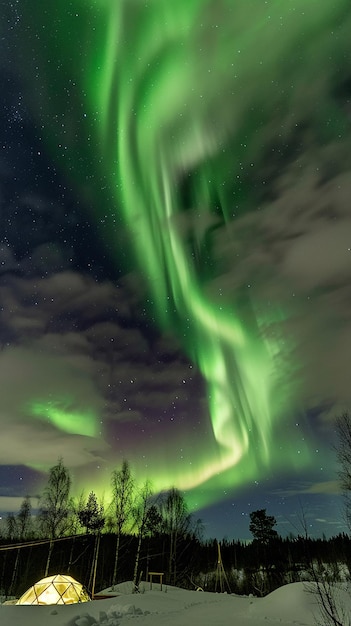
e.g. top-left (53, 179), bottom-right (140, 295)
top-left (159, 487), bottom-right (191, 586)
top-left (39, 458), bottom-right (72, 539)
top-left (336, 411), bottom-right (351, 530)
top-left (132, 480), bottom-right (154, 592)
top-left (110, 460), bottom-right (134, 588)
top-left (38, 458), bottom-right (72, 575)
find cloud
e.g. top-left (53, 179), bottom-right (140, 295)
top-left (205, 130), bottom-right (351, 429)
top-left (274, 480), bottom-right (341, 497)
top-left (0, 338), bottom-right (111, 472)
top-left (306, 481), bottom-right (342, 496)
top-left (0, 496), bottom-right (40, 514)
top-left (0, 412), bottom-right (109, 469)
top-left (0, 263), bottom-right (201, 490)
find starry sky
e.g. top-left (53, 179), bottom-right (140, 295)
top-left (0, 0), bottom-right (351, 540)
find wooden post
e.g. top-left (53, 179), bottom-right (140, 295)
top-left (91, 534), bottom-right (101, 599)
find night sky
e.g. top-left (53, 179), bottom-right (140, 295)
top-left (0, 0), bottom-right (351, 540)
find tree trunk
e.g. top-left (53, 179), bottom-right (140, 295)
top-left (111, 532), bottom-right (120, 589)
top-left (88, 534), bottom-right (97, 592)
top-left (91, 533), bottom-right (101, 599)
top-left (1, 552), bottom-right (7, 596)
top-left (44, 540), bottom-right (54, 577)
top-left (173, 530), bottom-right (178, 585)
top-left (133, 533), bottom-right (142, 592)
top-left (9, 548), bottom-right (20, 597)
top-left (168, 530), bottom-right (177, 585)
top-left (67, 536), bottom-right (75, 573)
top-left (23, 546), bottom-right (32, 592)
top-left (168, 531), bottom-right (174, 583)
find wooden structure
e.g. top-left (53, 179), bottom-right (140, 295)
top-left (148, 571), bottom-right (164, 590)
top-left (215, 542), bottom-right (231, 593)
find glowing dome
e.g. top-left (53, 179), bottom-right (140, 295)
top-left (16, 574), bottom-right (90, 605)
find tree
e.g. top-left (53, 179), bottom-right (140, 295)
top-left (131, 480), bottom-right (154, 591)
top-left (78, 491), bottom-right (105, 534)
top-left (17, 496), bottom-right (33, 540)
top-left (38, 458), bottom-right (72, 576)
top-left (143, 504), bottom-right (163, 536)
top-left (335, 411), bottom-right (351, 530)
top-left (38, 458), bottom-right (72, 539)
top-left (4, 512), bottom-right (19, 596)
top-left (7, 497), bottom-right (33, 596)
top-left (78, 491), bottom-right (105, 596)
top-left (110, 460), bottom-right (134, 588)
top-left (249, 509), bottom-right (278, 544)
top-left (66, 491), bottom-right (86, 536)
top-left (6, 513), bottom-right (18, 541)
top-left (159, 487), bottom-right (192, 585)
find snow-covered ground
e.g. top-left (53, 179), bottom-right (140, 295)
top-left (2, 579), bottom-right (350, 626)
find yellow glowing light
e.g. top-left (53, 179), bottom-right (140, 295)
top-left (16, 574), bottom-right (90, 605)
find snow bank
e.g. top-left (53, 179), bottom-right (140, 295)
top-left (1, 580), bottom-right (345, 626)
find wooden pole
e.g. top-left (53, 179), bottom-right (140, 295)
top-left (91, 533), bottom-right (101, 599)
top-left (215, 542), bottom-right (231, 593)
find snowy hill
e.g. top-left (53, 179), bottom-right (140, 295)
top-left (2, 580), bottom-right (347, 626)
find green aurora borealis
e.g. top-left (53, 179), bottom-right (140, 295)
top-left (6, 0), bottom-right (351, 514)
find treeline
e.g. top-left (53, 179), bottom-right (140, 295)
top-left (1, 458), bottom-right (351, 599)
top-left (1, 527), bottom-right (351, 600)
top-left (203, 533), bottom-right (351, 595)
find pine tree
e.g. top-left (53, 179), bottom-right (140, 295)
top-left (78, 492), bottom-right (105, 595)
top-left (17, 496), bottom-right (32, 540)
top-left (78, 491), bottom-right (105, 534)
top-left (6, 513), bottom-right (18, 541)
top-left (249, 509), bottom-right (278, 544)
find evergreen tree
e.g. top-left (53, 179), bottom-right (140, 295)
top-left (78, 491), bottom-right (105, 534)
top-left (6, 513), bottom-right (18, 541)
top-left (144, 504), bottom-right (163, 536)
top-left (17, 496), bottom-right (32, 540)
top-left (78, 492), bottom-right (105, 595)
top-left (249, 509), bottom-right (278, 544)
